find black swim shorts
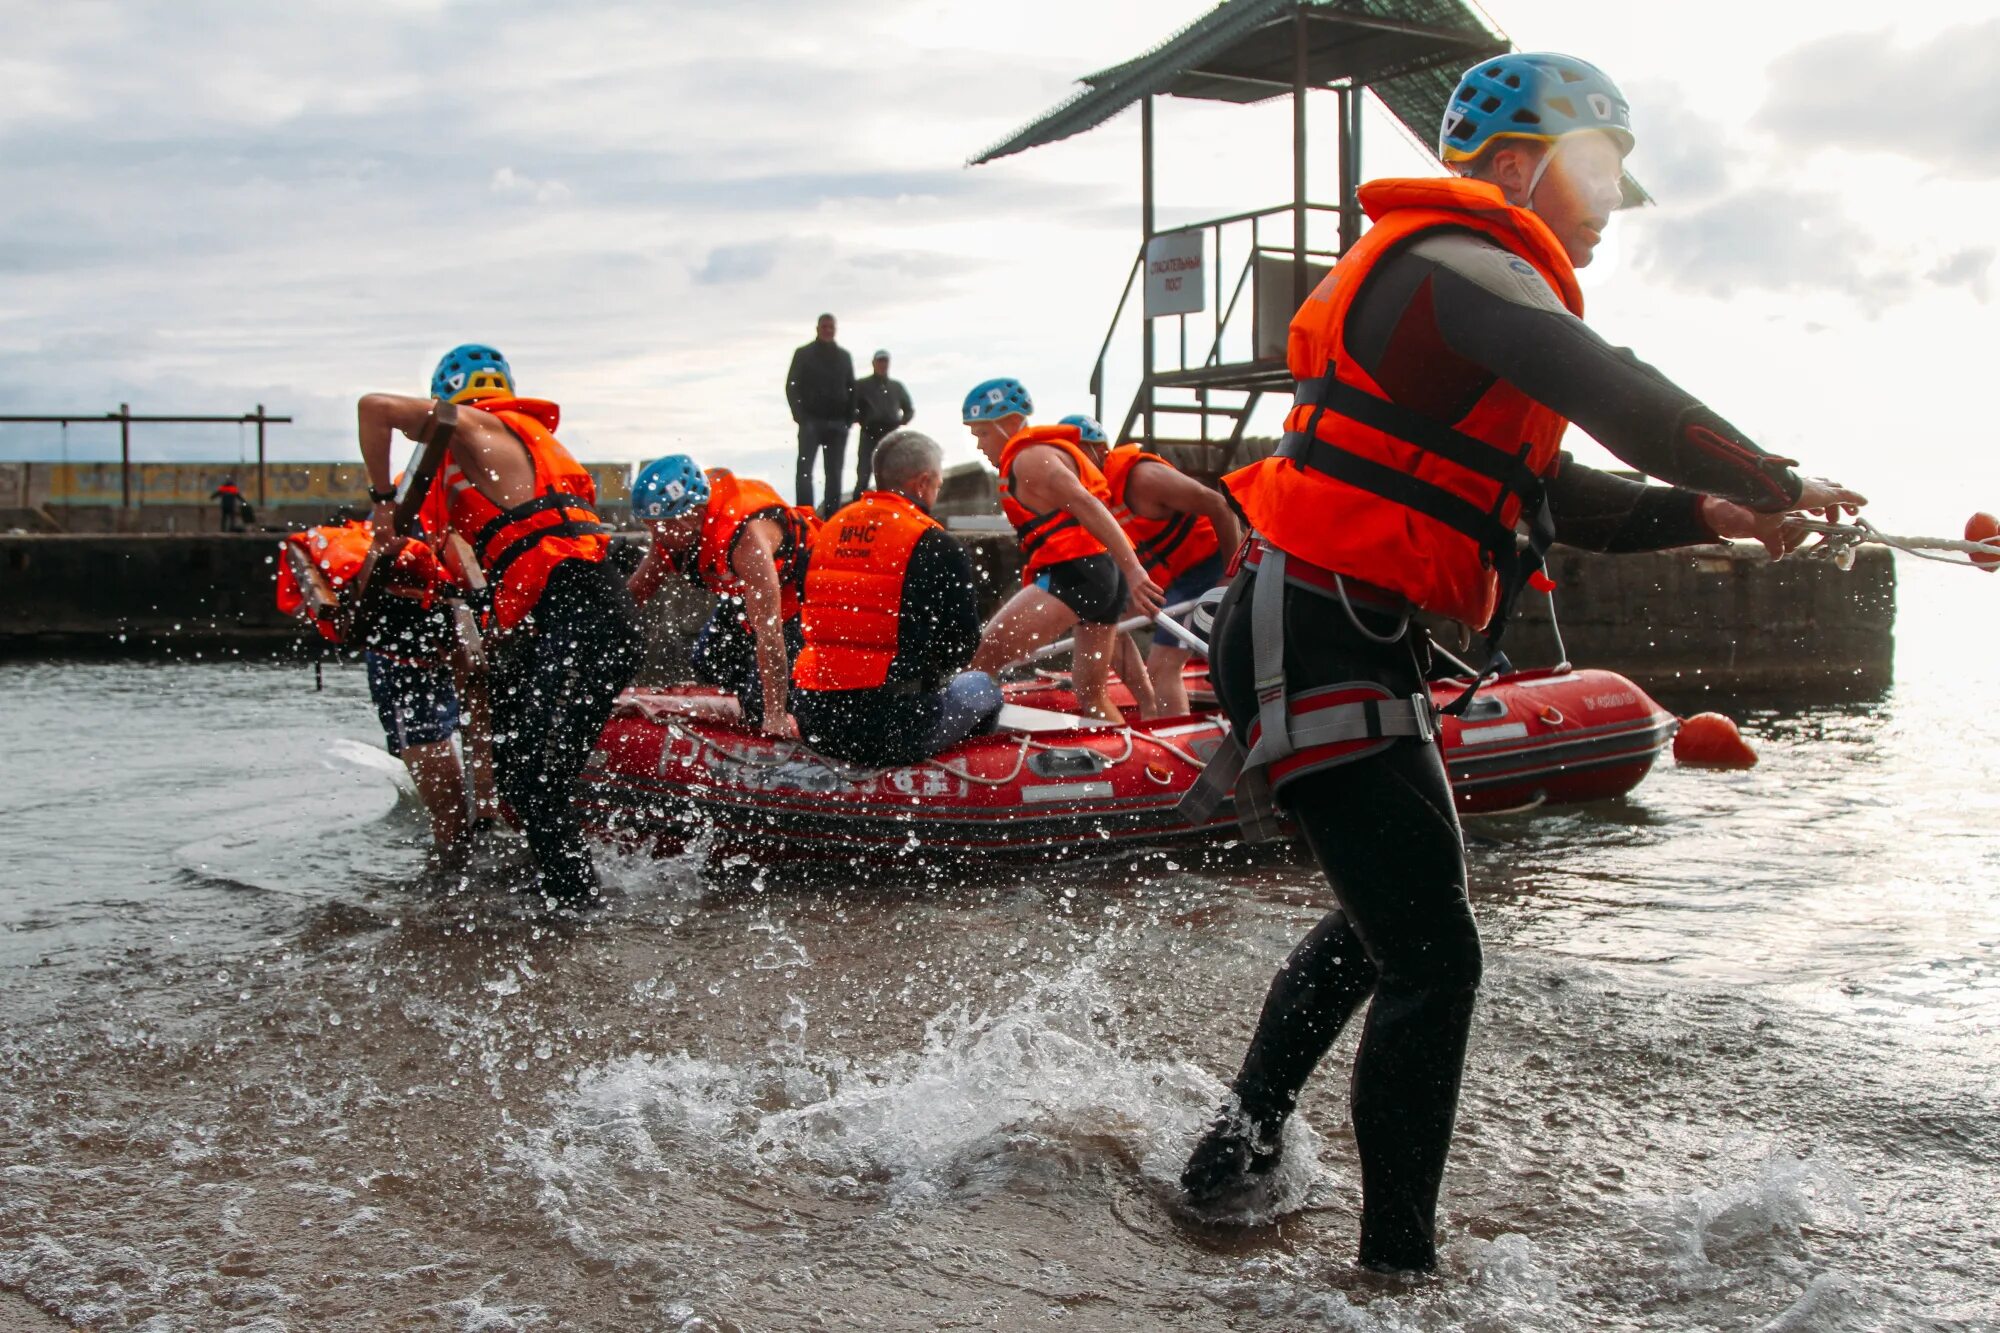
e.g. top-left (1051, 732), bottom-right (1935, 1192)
top-left (1033, 553), bottom-right (1128, 626)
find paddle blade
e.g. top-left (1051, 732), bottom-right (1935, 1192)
top-left (1673, 712), bottom-right (1758, 768)
top-left (1965, 512), bottom-right (2000, 570)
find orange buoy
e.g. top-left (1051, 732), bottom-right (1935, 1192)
top-left (1673, 712), bottom-right (1758, 768)
top-left (1965, 512), bottom-right (2000, 570)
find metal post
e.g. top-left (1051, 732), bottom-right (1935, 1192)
top-left (255, 404), bottom-right (267, 508)
top-left (1338, 85), bottom-right (1363, 253)
top-left (118, 402), bottom-right (131, 509)
top-left (1292, 8), bottom-right (1309, 316)
top-left (1141, 94), bottom-right (1156, 448)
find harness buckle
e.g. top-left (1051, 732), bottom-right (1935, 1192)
top-left (1410, 693), bottom-right (1437, 745)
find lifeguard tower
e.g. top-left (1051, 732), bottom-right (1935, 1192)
top-left (972, 0), bottom-right (1646, 479)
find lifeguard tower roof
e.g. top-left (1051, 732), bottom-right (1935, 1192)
top-left (969, 0), bottom-right (1649, 472)
top-left (972, 0), bottom-right (1648, 208)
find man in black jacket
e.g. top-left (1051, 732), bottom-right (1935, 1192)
top-left (785, 312), bottom-right (856, 517)
top-left (852, 348), bottom-right (914, 500)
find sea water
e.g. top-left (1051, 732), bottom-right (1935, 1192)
top-left (0, 574), bottom-right (1994, 1331)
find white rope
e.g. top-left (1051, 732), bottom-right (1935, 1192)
top-left (1782, 517), bottom-right (2000, 570)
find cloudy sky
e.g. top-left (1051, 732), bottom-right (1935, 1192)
top-left (2, 0), bottom-right (1995, 534)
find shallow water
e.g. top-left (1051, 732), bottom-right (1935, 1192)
top-left (1, 575), bottom-right (1996, 1331)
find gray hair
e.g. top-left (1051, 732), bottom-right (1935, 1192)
top-left (871, 429), bottom-right (943, 491)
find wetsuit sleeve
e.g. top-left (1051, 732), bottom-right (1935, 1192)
top-left (899, 529), bottom-right (983, 684)
top-left (1545, 452), bottom-right (1717, 552)
top-left (1401, 234), bottom-right (1805, 511)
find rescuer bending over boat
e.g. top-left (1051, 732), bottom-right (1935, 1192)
top-left (1177, 53), bottom-right (1866, 1272)
top-left (356, 346), bottom-right (641, 910)
top-left (627, 457), bottom-right (820, 738)
top-left (1061, 413), bottom-right (1243, 718)
top-left (963, 378), bottom-right (1165, 723)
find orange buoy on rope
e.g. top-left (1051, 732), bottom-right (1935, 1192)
top-left (1673, 712), bottom-right (1758, 768)
top-left (1964, 512), bottom-right (2000, 570)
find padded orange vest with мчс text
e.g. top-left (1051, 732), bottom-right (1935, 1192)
top-left (997, 425), bottom-right (1115, 581)
top-left (792, 489), bottom-right (940, 691)
top-left (1102, 445), bottom-right (1220, 583)
top-left (1222, 177), bottom-right (1583, 629)
top-left (437, 397), bottom-right (608, 630)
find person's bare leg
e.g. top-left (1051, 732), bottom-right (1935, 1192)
top-left (970, 587), bottom-right (1079, 676)
top-left (400, 738), bottom-right (470, 858)
top-left (1113, 633), bottom-right (1163, 719)
top-left (1070, 622), bottom-right (1125, 723)
top-left (1147, 644), bottom-right (1193, 717)
top-left (454, 670), bottom-right (501, 820)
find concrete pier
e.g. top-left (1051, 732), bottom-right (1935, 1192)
top-left (1, 530), bottom-right (1895, 697)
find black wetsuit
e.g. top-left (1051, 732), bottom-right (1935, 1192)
top-left (490, 558), bottom-right (642, 905)
top-left (1185, 227), bottom-right (1804, 1271)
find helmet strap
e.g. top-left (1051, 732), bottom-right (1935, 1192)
top-left (1521, 139), bottom-right (1562, 213)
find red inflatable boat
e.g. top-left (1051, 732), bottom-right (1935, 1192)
top-left (578, 666), bottom-right (1678, 864)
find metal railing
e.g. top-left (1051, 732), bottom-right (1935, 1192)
top-left (0, 406), bottom-right (292, 507)
top-left (1088, 202), bottom-right (1348, 449)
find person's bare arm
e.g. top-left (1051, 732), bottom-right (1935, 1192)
top-left (357, 393), bottom-right (537, 539)
top-left (356, 394), bottom-right (438, 533)
top-left (628, 535), bottom-right (672, 606)
top-left (1013, 447), bottom-right (1166, 617)
top-left (731, 518), bottom-right (796, 736)
top-left (1125, 460), bottom-right (1244, 566)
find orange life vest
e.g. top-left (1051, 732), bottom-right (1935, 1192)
top-left (1101, 445), bottom-right (1220, 582)
top-left (997, 424), bottom-right (1114, 581)
top-left (1223, 177), bottom-right (1583, 631)
top-left (675, 468), bottom-right (819, 621)
top-left (792, 490), bottom-right (940, 692)
top-left (274, 520), bottom-right (447, 645)
top-left (436, 397), bottom-right (609, 630)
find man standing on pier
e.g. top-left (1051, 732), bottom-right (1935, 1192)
top-left (785, 313), bottom-right (857, 517)
top-left (851, 349), bottom-right (914, 501)
top-left (211, 477), bottom-right (246, 532)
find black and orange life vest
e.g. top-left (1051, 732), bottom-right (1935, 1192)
top-left (792, 489), bottom-right (939, 692)
top-left (996, 424), bottom-right (1114, 582)
top-left (1101, 445), bottom-right (1220, 583)
top-left (676, 468), bottom-right (820, 621)
top-left (275, 520), bottom-right (448, 648)
top-left (436, 397), bottom-right (609, 630)
top-left (1223, 177), bottom-right (1582, 631)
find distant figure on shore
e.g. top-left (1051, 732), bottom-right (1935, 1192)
top-left (211, 477), bottom-right (246, 531)
top-left (785, 313), bottom-right (856, 518)
top-left (852, 348), bottom-right (914, 501)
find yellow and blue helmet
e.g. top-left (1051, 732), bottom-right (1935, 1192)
top-left (1439, 53), bottom-right (1633, 165)
top-left (431, 344), bottom-right (515, 404)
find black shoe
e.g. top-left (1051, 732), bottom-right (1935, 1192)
top-left (1181, 1104), bottom-right (1284, 1204)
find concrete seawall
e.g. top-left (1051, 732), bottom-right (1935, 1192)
top-left (1, 532), bottom-right (1894, 697)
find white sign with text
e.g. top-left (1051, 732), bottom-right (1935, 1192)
top-left (1144, 231), bottom-right (1205, 318)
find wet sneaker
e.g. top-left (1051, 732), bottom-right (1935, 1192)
top-left (1180, 1105), bottom-right (1284, 1204)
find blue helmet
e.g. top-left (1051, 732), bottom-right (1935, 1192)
top-left (633, 455), bottom-right (709, 521)
top-left (1058, 413), bottom-right (1107, 446)
top-left (432, 344), bottom-right (514, 404)
top-left (1439, 52), bottom-right (1633, 165)
top-left (962, 377), bottom-right (1033, 424)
